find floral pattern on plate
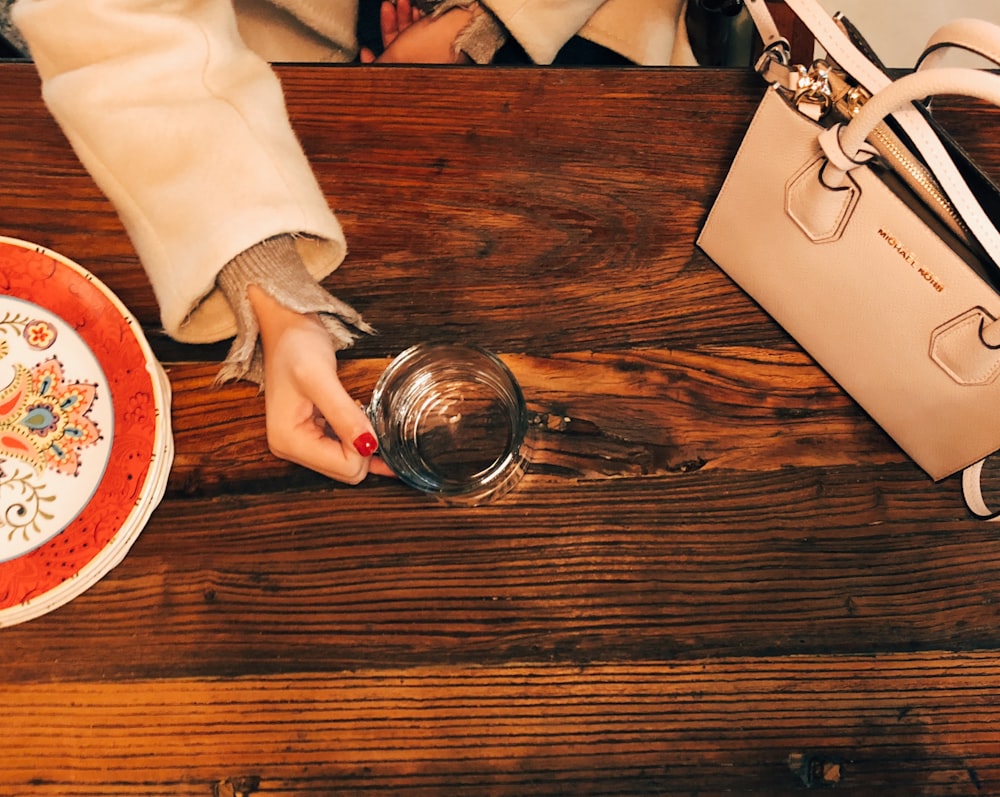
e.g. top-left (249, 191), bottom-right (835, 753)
top-left (0, 298), bottom-right (113, 563)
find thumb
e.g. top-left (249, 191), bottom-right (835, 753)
top-left (312, 370), bottom-right (379, 460)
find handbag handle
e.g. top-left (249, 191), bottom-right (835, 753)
top-left (963, 461), bottom-right (1000, 520)
top-left (824, 68), bottom-right (1000, 174)
top-left (917, 18), bottom-right (1000, 71)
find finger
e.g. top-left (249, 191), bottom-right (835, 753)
top-left (368, 456), bottom-right (397, 479)
top-left (360, 47), bottom-right (376, 63)
top-left (380, 0), bottom-right (400, 46)
top-left (310, 370), bottom-right (380, 464)
top-left (312, 408), bottom-right (395, 479)
top-left (285, 426), bottom-right (373, 484)
top-left (396, 0), bottom-right (412, 33)
top-left (266, 371), bottom-right (376, 485)
top-left (263, 395), bottom-right (372, 484)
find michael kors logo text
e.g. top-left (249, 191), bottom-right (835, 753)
top-left (878, 228), bottom-right (944, 293)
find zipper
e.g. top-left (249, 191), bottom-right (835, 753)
top-left (869, 124), bottom-right (972, 240)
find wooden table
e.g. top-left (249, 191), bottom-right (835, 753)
top-left (3, 60), bottom-right (1000, 795)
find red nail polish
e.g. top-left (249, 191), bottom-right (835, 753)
top-left (353, 432), bottom-right (378, 456)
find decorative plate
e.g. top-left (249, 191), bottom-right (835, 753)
top-left (0, 237), bottom-right (172, 627)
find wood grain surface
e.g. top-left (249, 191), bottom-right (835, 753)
top-left (2, 61), bottom-right (1000, 795)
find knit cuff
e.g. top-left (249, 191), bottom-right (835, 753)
top-left (215, 234), bottom-right (374, 385)
top-left (421, 0), bottom-right (507, 64)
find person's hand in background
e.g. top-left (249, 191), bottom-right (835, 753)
top-left (360, 0), bottom-right (473, 63)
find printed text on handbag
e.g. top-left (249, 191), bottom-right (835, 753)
top-left (879, 227), bottom-right (945, 293)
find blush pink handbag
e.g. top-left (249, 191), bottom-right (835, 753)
top-left (698, 0), bottom-right (1000, 517)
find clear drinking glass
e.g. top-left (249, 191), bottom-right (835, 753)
top-left (367, 343), bottom-right (529, 504)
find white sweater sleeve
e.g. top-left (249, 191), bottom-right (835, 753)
top-left (12, 0), bottom-right (347, 344)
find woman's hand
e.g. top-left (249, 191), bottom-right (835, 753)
top-left (248, 285), bottom-right (394, 484)
top-left (360, 0), bottom-right (473, 64)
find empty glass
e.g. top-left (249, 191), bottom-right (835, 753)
top-left (367, 343), bottom-right (529, 504)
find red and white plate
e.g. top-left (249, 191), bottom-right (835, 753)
top-left (0, 236), bottom-right (172, 627)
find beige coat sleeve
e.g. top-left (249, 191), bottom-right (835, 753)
top-left (12, 0), bottom-right (348, 344)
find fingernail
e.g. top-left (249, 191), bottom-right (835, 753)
top-left (353, 432), bottom-right (378, 456)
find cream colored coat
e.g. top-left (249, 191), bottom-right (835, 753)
top-left (13, 0), bottom-right (690, 345)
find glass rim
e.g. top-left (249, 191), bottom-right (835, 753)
top-left (367, 342), bottom-right (529, 503)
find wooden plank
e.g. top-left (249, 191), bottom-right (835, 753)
top-left (1, 469), bottom-right (992, 682)
top-left (1, 655), bottom-right (998, 795)
top-left (765, 1), bottom-right (816, 64)
top-left (164, 342), bottom-right (1000, 511)
top-left (162, 341), bottom-right (901, 497)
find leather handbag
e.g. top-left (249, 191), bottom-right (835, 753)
top-left (697, 0), bottom-right (1000, 516)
